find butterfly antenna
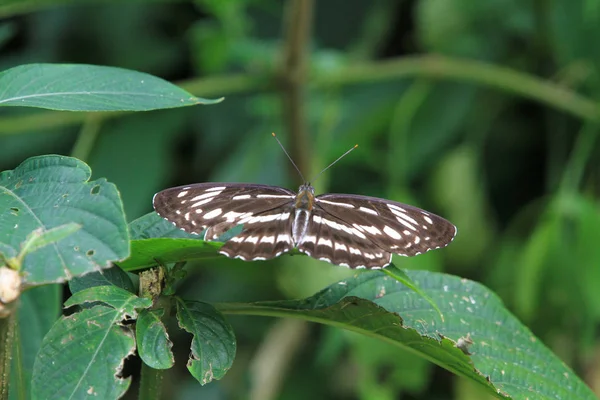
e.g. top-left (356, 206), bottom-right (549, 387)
top-left (272, 133), bottom-right (306, 183)
top-left (310, 144), bottom-right (358, 184)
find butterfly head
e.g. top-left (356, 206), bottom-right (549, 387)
top-left (295, 183), bottom-right (315, 210)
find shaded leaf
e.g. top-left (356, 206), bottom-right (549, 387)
top-left (129, 212), bottom-right (202, 240)
top-left (136, 309), bottom-right (174, 369)
top-left (0, 64), bottom-right (222, 111)
top-left (0, 155), bottom-right (129, 285)
top-left (31, 305), bottom-right (134, 400)
top-left (175, 298), bottom-right (236, 385)
top-left (69, 266), bottom-right (135, 294)
top-left (65, 285), bottom-right (151, 317)
top-left (217, 271), bottom-right (595, 400)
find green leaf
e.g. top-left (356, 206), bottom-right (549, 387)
top-left (136, 309), bottom-right (174, 370)
top-left (31, 305), bottom-right (134, 400)
top-left (0, 64), bottom-right (222, 111)
top-left (65, 286), bottom-right (151, 316)
top-left (217, 271), bottom-right (595, 400)
top-left (175, 298), bottom-right (236, 385)
top-left (68, 266), bottom-right (135, 294)
top-left (119, 238), bottom-right (222, 272)
top-left (0, 155), bottom-right (129, 285)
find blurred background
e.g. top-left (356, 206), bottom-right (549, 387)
top-left (2, 0), bottom-right (600, 399)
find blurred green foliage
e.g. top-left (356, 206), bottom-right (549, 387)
top-left (2, 0), bottom-right (600, 398)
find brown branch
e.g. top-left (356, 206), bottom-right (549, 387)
top-left (279, 0), bottom-right (314, 184)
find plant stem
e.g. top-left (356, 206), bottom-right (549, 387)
top-left (0, 311), bottom-right (16, 400)
top-left (138, 362), bottom-right (164, 400)
top-left (70, 115), bottom-right (102, 162)
top-left (558, 122), bottom-right (600, 196)
top-left (279, 0), bottom-right (314, 183)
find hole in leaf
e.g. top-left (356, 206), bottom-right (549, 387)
top-left (62, 193), bottom-right (68, 198)
top-left (10, 207), bottom-right (19, 215)
top-left (91, 185), bottom-right (100, 195)
top-left (86, 250), bottom-right (95, 257)
top-left (74, 246), bottom-right (79, 251)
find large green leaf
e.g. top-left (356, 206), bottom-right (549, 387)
top-left (175, 299), bottom-right (236, 385)
top-left (217, 271), bottom-right (595, 400)
top-left (0, 64), bottom-right (222, 111)
top-left (0, 155), bottom-right (129, 285)
top-left (31, 286), bottom-right (151, 399)
top-left (121, 212), bottom-right (242, 271)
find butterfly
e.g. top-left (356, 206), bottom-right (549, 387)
top-left (153, 136), bottom-right (456, 269)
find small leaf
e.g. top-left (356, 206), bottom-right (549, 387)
top-left (32, 305), bottom-right (134, 400)
top-left (129, 212), bottom-right (203, 240)
top-left (175, 298), bottom-right (236, 385)
top-left (65, 286), bottom-right (151, 317)
top-left (0, 64), bottom-right (222, 111)
top-left (0, 155), bottom-right (129, 285)
top-left (217, 271), bottom-right (596, 400)
top-left (19, 223), bottom-right (81, 257)
top-left (136, 309), bottom-right (174, 369)
top-left (68, 265), bottom-right (135, 294)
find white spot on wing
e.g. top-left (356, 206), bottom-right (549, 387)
top-left (317, 199), bottom-right (354, 208)
top-left (191, 198), bottom-right (214, 208)
top-left (423, 215), bottom-right (434, 225)
top-left (317, 238), bottom-right (333, 247)
top-left (177, 191), bottom-right (188, 198)
top-left (358, 206), bottom-right (378, 216)
top-left (205, 186), bottom-right (226, 191)
top-left (383, 226), bottom-right (402, 239)
top-left (191, 191), bottom-right (223, 201)
top-left (203, 208), bottom-right (223, 219)
top-left (256, 194), bottom-right (295, 199)
top-left (232, 194), bottom-right (251, 200)
top-left (260, 236), bottom-right (275, 244)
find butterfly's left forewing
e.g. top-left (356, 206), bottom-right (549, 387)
top-left (314, 193), bottom-right (456, 258)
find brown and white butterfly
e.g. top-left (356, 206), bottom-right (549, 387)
top-left (154, 134), bottom-right (456, 269)
top-left (153, 180), bottom-right (456, 269)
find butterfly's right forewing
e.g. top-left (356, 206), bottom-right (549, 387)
top-left (153, 183), bottom-right (296, 237)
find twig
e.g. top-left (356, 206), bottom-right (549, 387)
top-left (278, 0), bottom-right (314, 183)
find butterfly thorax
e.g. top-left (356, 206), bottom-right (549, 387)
top-left (295, 184), bottom-right (315, 211)
top-left (292, 184), bottom-right (315, 244)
